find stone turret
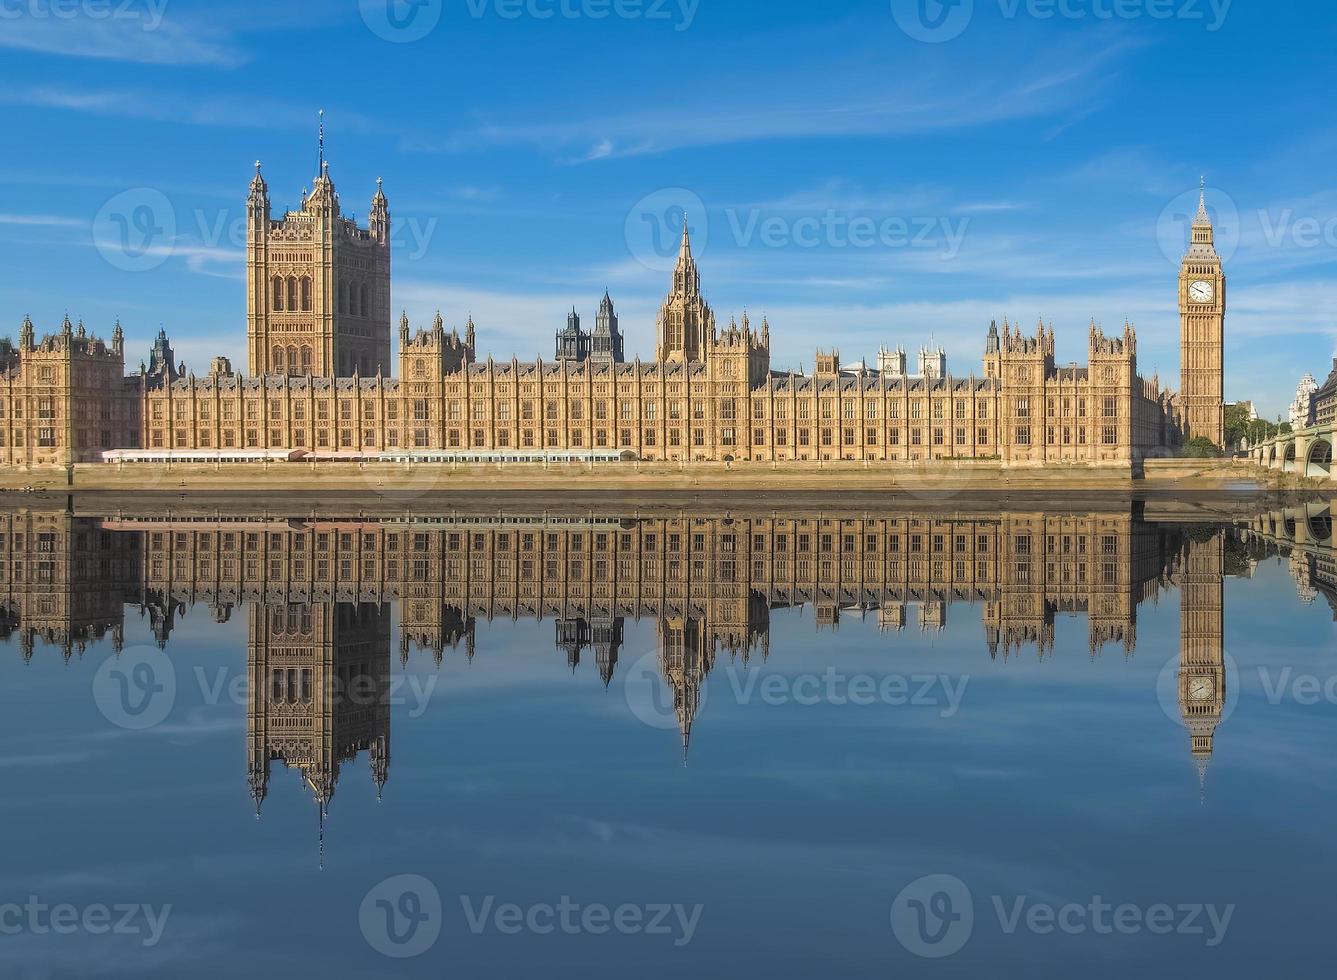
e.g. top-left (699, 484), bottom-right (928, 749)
top-left (590, 290), bottom-right (624, 364)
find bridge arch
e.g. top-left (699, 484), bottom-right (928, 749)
top-left (1306, 502), bottom-right (1334, 546)
top-left (1306, 436), bottom-right (1333, 479)
top-left (1284, 442), bottom-right (1299, 473)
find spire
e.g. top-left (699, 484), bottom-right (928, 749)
top-left (318, 108), bottom-right (325, 173)
top-left (680, 212), bottom-right (692, 255)
top-left (248, 160), bottom-right (268, 211)
top-left (1194, 175), bottom-right (1210, 225)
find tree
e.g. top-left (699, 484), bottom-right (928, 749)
top-left (1224, 403), bottom-right (1250, 448)
top-left (1244, 418), bottom-right (1282, 446)
top-left (1180, 436), bottom-right (1224, 458)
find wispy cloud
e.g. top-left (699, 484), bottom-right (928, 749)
top-left (0, 86), bottom-right (383, 137)
top-left (0, 213), bottom-right (82, 227)
top-left (408, 32), bottom-right (1140, 162)
top-left (0, 3), bottom-right (246, 67)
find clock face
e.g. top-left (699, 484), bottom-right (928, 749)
top-left (1189, 280), bottom-right (1215, 304)
top-left (1188, 676), bottom-right (1216, 702)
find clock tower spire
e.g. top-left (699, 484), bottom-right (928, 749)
top-left (1178, 531), bottom-right (1226, 799)
top-left (1179, 177), bottom-right (1226, 447)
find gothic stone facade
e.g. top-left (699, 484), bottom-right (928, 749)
top-left (2, 163), bottom-right (1223, 468)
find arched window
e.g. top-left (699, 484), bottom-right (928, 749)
top-left (360, 283), bottom-right (369, 318)
top-left (272, 346), bottom-right (285, 374)
top-left (287, 346), bottom-right (298, 376)
top-left (287, 277), bottom-right (297, 312)
top-left (272, 277), bottom-right (284, 311)
top-left (300, 346), bottom-right (312, 375)
top-left (301, 277), bottom-right (312, 312)
top-left (338, 281), bottom-right (346, 314)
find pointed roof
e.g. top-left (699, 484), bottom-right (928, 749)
top-left (1194, 176), bottom-right (1212, 227)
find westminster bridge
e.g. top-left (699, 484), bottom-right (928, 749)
top-left (1250, 422), bottom-right (1336, 481)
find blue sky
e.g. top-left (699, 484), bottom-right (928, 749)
top-left (1, 0), bottom-right (1334, 416)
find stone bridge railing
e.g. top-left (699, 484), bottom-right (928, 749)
top-left (1249, 423), bottom-right (1335, 482)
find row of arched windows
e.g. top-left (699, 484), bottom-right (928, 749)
top-left (269, 276), bottom-right (373, 318)
top-left (272, 345), bottom-right (313, 376)
top-left (340, 280), bottom-right (372, 318)
top-left (271, 276), bottom-right (313, 313)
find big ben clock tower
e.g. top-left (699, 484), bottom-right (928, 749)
top-left (1179, 180), bottom-right (1226, 447)
top-left (1179, 532), bottom-right (1226, 795)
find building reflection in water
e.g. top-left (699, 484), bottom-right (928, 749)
top-left (2, 500), bottom-right (1333, 829)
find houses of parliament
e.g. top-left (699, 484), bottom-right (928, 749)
top-left (7, 497), bottom-right (1325, 829)
top-left (0, 152), bottom-right (1227, 470)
